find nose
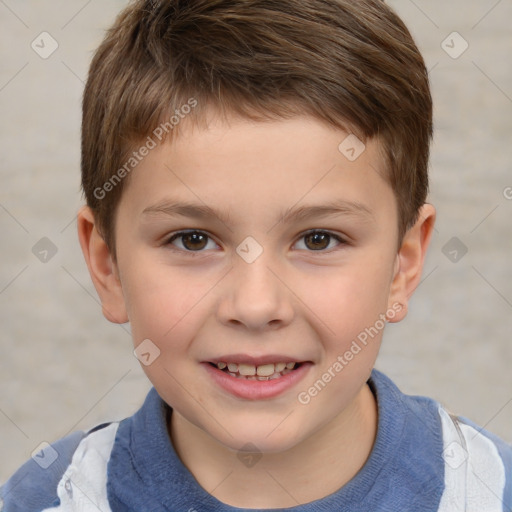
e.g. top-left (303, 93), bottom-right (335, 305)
top-left (216, 253), bottom-right (295, 331)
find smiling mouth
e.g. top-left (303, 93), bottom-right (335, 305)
top-left (208, 361), bottom-right (303, 380)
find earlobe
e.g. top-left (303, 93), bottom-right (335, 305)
top-left (77, 206), bottom-right (128, 324)
top-left (387, 203), bottom-right (436, 323)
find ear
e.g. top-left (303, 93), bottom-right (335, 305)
top-left (387, 203), bottom-right (436, 323)
top-left (77, 206), bottom-right (128, 324)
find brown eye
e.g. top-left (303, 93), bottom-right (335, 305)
top-left (294, 230), bottom-right (345, 252)
top-left (168, 231), bottom-right (215, 251)
top-left (182, 232), bottom-right (208, 250)
top-left (304, 232), bottom-right (331, 250)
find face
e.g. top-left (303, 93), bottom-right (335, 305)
top-left (111, 115), bottom-right (402, 453)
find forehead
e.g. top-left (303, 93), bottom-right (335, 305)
top-left (118, 115), bottom-right (394, 224)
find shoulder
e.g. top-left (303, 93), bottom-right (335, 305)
top-left (370, 370), bottom-right (512, 510)
top-left (438, 409), bottom-right (512, 511)
top-left (367, 369), bottom-right (447, 507)
top-left (0, 423), bottom-right (116, 512)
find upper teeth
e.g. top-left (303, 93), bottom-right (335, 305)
top-left (217, 362), bottom-right (296, 376)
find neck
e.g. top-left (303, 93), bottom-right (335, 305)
top-left (169, 383), bottom-right (378, 509)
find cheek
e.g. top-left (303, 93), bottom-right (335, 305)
top-left (121, 262), bottom-right (217, 346)
top-left (126, 287), bottom-right (191, 344)
top-left (303, 262), bottom-right (393, 329)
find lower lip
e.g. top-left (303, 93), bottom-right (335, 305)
top-left (202, 362), bottom-right (312, 400)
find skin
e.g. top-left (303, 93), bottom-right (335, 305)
top-left (78, 114), bottom-right (435, 508)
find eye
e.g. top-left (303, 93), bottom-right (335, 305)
top-left (294, 230), bottom-right (346, 252)
top-left (165, 230), bottom-right (346, 253)
top-left (167, 231), bottom-right (219, 252)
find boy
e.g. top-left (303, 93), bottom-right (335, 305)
top-left (2, 0), bottom-right (511, 510)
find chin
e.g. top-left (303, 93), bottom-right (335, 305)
top-left (213, 421), bottom-right (307, 455)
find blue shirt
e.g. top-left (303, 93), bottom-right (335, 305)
top-left (2, 369), bottom-right (512, 511)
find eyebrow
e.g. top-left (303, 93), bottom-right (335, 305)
top-left (142, 199), bottom-right (375, 226)
top-left (279, 200), bottom-right (374, 225)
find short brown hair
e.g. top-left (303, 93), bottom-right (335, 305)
top-left (81, 0), bottom-right (432, 257)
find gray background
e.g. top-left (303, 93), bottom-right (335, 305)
top-left (1, 0), bottom-right (511, 482)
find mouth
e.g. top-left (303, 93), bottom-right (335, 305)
top-left (207, 361), bottom-right (303, 381)
top-left (202, 358), bottom-right (312, 400)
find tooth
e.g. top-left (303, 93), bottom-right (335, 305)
top-left (274, 363), bottom-right (286, 372)
top-left (238, 363), bottom-right (256, 376)
top-left (285, 362), bottom-right (296, 369)
top-left (257, 376), bottom-right (269, 381)
top-left (217, 362), bottom-right (227, 369)
top-left (227, 363), bottom-right (238, 373)
top-left (256, 363), bottom-right (276, 377)
top-left (269, 373), bottom-right (281, 380)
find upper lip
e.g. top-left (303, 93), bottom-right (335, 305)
top-left (206, 354), bottom-right (309, 366)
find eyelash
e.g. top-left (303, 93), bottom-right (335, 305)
top-left (165, 229), bottom-right (348, 254)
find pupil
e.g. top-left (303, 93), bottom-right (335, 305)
top-left (184, 232), bottom-right (207, 250)
top-left (306, 232), bottom-right (329, 250)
